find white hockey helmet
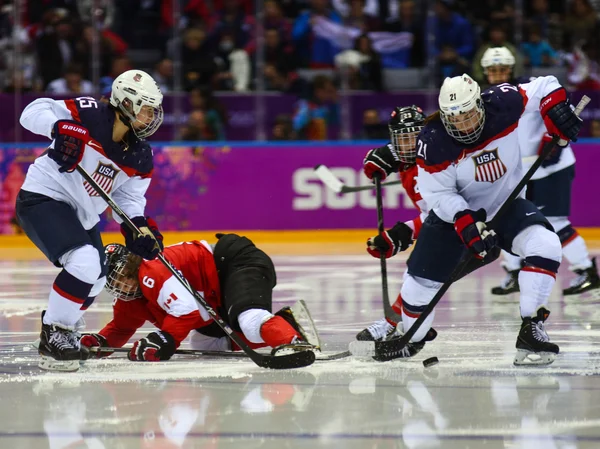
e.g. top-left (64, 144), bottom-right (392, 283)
top-left (481, 46), bottom-right (515, 70)
top-left (110, 70), bottom-right (164, 139)
top-left (438, 74), bottom-right (485, 144)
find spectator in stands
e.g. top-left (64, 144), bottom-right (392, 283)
top-left (334, 33), bottom-right (383, 90)
top-left (265, 27), bottom-right (295, 74)
top-left (264, 63), bottom-right (308, 95)
top-left (152, 58), bottom-right (174, 92)
top-left (99, 55), bottom-right (131, 96)
top-left (271, 114), bottom-right (295, 140)
top-left (342, 0), bottom-right (380, 32)
top-left (590, 119), bottom-right (600, 138)
top-left (432, 0), bottom-right (474, 62)
top-left (3, 70), bottom-right (36, 93)
top-left (213, 29), bottom-right (251, 91)
top-left (35, 13), bottom-right (79, 88)
top-left (209, 0), bottom-right (254, 51)
top-left (565, 39), bottom-right (600, 90)
top-left (471, 24), bottom-right (523, 83)
top-left (46, 62), bottom-right (93, 94)
top-left (189, 87), bottom-right (227, 140)
top-left (264, 0), bottom-right (293, 43)
top-left (292, 0), bottom-right (342, 68)
top-left (27, 1), bottom-right (79, 25)
top-left (435, 44), bottom-right (471, 86)
top-left (385, 0), bottom-right (426, 67)
top-left (180, 27), bottom-right (217, 90)
top-left (360, 108), bottom-right (388, 140)
top-left (521, 24), bottom-right (557, 68)
top-left (292, 75), bottom-right (340, 140)
top-left (563, 0), bottom-right (599, 49)
top-left (178, 110), bottom-right (216, 141)
top-left (75, 24), bottom-right (115, 80)
top-left (465, 0), bottom-right (515, 39)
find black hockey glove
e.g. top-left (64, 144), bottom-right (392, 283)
top-left (128, 330), bottom-right (176, 361)
top-left (363, 144), bottom-right (401, 181)
top-left (367, 221), bottom-right (414, 259)
top-left (121, 216), bottom-right (164, 260)
top-left (540, 88), bottom-right (582, 143)
top-left (80, 333), bottom-right (112, 358)
top-left (49, 120), bottom-right (89, 173)
top-left (454, 209), bottom-right (497, 260)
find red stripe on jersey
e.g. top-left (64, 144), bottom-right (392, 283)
top-left (52, 283), bottom-right (85, 304)
top-left (412, 215), bottom-right (423, 239)
top-left (561, 231), bottom-right (579, 247)
top-left (64, 99), bottom-right (81, 122)
top-left (522, 265), bottom-right (557, 279)
top-left (420, 89), bottom-right (529, 175)
top-left (87, 138), bottom-right (154, 179)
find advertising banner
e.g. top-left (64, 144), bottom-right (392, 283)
top-left (0, 142), bottom-right (598, 234)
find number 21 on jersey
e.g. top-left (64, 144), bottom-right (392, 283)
top-left (417, 140), bottom-right (427, 159)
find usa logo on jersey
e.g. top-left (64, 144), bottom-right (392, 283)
top-left (84, 162), bottom-right (120, 196)
top-left (472, 148), bottom-right (507, 183)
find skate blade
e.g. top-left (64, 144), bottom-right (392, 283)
top-left (348, 341), bottom-right (375, 357)
top-left (290, 299), bottom-right (322, 350)
top-left (38, 355), bottom-right (80, 372)
top-left (513, 349), bottom-right (556, 366)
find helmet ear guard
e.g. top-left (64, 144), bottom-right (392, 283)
top-left (388, 105), bottom-right (426, 164)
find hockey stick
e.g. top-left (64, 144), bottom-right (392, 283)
top-left (374, 173), bottom-right (402, 324)
top-left (366, 95), bottom-right (591, 361)
top-left (29, 339), bottom-right (350, 361)
top-left (86, 346), bottom-right (351, 361)
top-left (76, 165), bottom-right (315, 370)
top-left (314, 164), bottom-right (402, 193)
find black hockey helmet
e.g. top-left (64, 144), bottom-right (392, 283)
top-left (104, 243), bottom-right (143, 301)
top-left (388, 105), bottom-right (426, 164)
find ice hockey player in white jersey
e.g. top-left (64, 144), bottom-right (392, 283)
top-left (380, 73), bottom-right (581, 365)
top-left (15, 70), bottom-right (166, 371)
top-left (481, 47), bottom-right (600, 297)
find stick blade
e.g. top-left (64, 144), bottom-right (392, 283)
top-left (256, 350), bottom-right (316, 369)
top-left (314, 164), bottom-right (344, 193)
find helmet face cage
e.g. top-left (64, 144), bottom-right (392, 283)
top-left (440, 99), bottom-right (486, 144)
top-left (114, 95), bottom-right (164, 140)
top-left (104, 244), bottom-right (143, 301)
top-left (388, 106), bottom-right (425, 163)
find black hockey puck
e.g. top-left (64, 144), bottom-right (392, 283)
top-left (422, 357), bottom-right (439, 367)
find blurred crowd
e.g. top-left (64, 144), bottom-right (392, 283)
top-left (0, 0), bottom-right (600, 141)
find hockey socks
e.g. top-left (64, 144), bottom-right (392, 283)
top-left (44, 269), bottom-right (94, 328)
top-left (519, 257), bottom-right (559, 318)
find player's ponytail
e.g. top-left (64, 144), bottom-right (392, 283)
top-left (424, 111), bottom-right (441, 124)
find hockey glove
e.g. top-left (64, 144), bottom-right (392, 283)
top-left (367, 221), bottom-right (414, 259)
top-left (128, 330), bottom-right (176, 361)
top-left (454, 209), bottom-right (497, 259)
top-left (49, 120), bottom-right (89, 173)
top-left (121, 216), bottom-right (164, 260)
top-left (363, 144), bottom-right (402, 181)
top-left (80, 333), bottom-right (112, 358)
top-left (540, 88), bottom-right (582, 143)
top-left (538, 133), bottom-right (567, 168)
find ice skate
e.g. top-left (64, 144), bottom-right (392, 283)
top-left (514, 307), bottom-right (559, 366)
top-left (563, 257), bottom-right (600, 297)
top-left (265, 303), bottom-right (319, 356)
top-left (349, 328), bottom-right (437, 361)
top-left (491, 265), bottom-right (520, 296)
top-left (38, 312), bottom-right (88, 372)
top-left (355, 318), bottom-right (399, 342)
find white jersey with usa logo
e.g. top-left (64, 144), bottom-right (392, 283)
top-left (19, 97), bottom-right (153, 230)
top-left (416, 76), bottom-right (564, 223)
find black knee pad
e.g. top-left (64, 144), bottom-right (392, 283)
top-left (556, 225), bottom-right (577, 246)
top-left (213, 233), bottom-right (276, 331)
top-left (223, 267), bottom-right (275, 332)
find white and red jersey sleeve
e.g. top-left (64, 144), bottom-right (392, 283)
top-left (98, 298), bottom-right (155, 348)
top-left (138, 240), bottom-right (222, 346)
top-left (399, 164), bottom-right (429, 239)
